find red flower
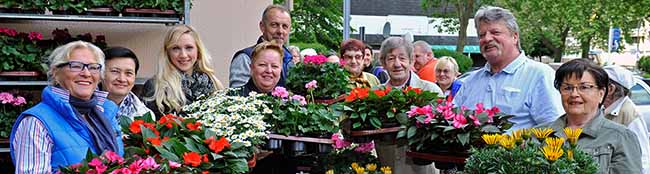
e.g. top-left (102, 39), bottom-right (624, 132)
top-left (403, 86), bottom-right (422, 94)
top-left (373, 89), bottom-right (386, 97)
top-left (147, 137), bottom-right (162, 146)
top-left (129, 120), bottom-right (145, 134)
top-left (183, 152), bottom-right (202, 167)
top-left (144, 148), bottom-right (150, 154)
top-left (202, 171), bottom-right (209, 174)
top-left (204, 136), bottom-right (231, 154)
top-left (186, 122), bottom-right (201, 131)
top-left (28, 32), bottom-right (42, 41)
top-left (158, 114), bottom-right (177, 129)
top-left (202, 154), bottom-right (209, 162)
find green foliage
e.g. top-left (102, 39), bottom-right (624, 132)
top-left (421, 0), bottom-right (480, 53)
top-left (286, 61), bottom-right (350, 99)
top-left (2, 0), bottom-right (190, 14)
top-left (433, 49), bottom-right (473, 73)
top-left (262, 91), bottom-right (340, 136)
top-left (290, 42), bottom-right (330, 55)
top-left (0, 28), bottom-right (47, 72)
top-left (275, 0), bottom-right (344, 51)
top-left (0, 92), bottom-right (32, 138)
top-left (638, 56), bottom-right (650, 74)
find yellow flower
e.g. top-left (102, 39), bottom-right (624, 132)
top-left (326, 169), bottom-right (335, 174)
top-left (354, 166), bottom-right (366, 174)
top-left (563, 127), bottom-right (583, 146)
top-left (567, 149), bottom-right (574, 160)
top-left (522, 128), bottom-right (531, 139)
top-left (366, 163), bottom-right (377, 171)
top-left (541, 145), bottom-right (564, 161)
top-left (545, 137), bottom-right (565, 148)
top-left (351, 162), bottom-right (359, 169)
top-left (512, 129), bottom-right (524, 144)
top-left (482, 134), bottom-right (501, 145)
top-left (531, 127), bottom-right (554, 139)
top-left (499, 134), bottom-right (515, 149)
top-left (380, 166), bottom-right (392, 174)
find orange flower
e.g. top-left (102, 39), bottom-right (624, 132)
top-left (129, 120), bottom-right (145, 134)
top-left (147, 137), bottom-right (162, 146)
top-left (144, 148), bottom-right (150, 154)
top-left (158, 114), bottom-right (177, 128)
top-left (373, 89), bottom-right (386, 97)
top-left (357, 88), bottom-right (369, 99)
top-left (204, 136), bottom-right (231, 154)
top-left (186, 122), bottom-right (201, 131)
top-left (183, 152), bottom-right (202, 167)
top-left (403, 86), bottom-right (422, 94)
top-left (202, 171), bottom-right (209, 174)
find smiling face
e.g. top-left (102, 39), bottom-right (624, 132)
top-left (478, 21), bottom-right (519, 67)
top-left (103, 57), bottom-right (137, 102)
top-left (435, 62), bottom-right (459, 88)
top-left (251, 49), bottom-right (282, 92)
top-left (167, 33), bottom-right (198, 73)
top-left (363, 48), bottom-right (373, 67)
top-left (560, 72), bottom-right (605, 119)
top-left (384, 47), bottom-right (411, 85)
top-left (56, 48), bottom-right (100, 100)
top-left (260, 8), bottom-right (291, 45)
top-left (342, 50), bottom-right (364, 77)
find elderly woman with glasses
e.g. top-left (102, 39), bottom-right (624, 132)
top-left (537, 59), bottom-right (641, 173)
top-left (10, 41), bottom-right (124, 173)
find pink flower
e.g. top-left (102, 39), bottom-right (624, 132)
top-left (103, 150), bottom-right (124, 164)
top-left (12, 96), bottom-right (26, 106)
top-left (109, 168), bottom-right (133, 174)
top-left (28, 32), bottom-right (42, 41)
top-left (0, 92), bottom-right (14, 104)
top-left (0, 28), bottom-right (17, 37)
top-left (290, 95), bottom-right (307, 105)
top-left (271, 87), bottom-right (289, 99)
top-left (339, 59), bottom-right (347, 66)
top-left (407, 106), bottom-right (420, 118)
top-left (452, 113), bottom-right (467, 128)
top-left (331, 133), bottom-right (352, 149)
top-left (140, 157), bottom-right (159, 170)
top-left (305, 80), bottom-right (318, 89)
top-left (354, 141), bottom-right (375, 153)
top-left (168, 160), bottom-right (182, 168)
top-left (128, 160), bottom-right (143, 174)
top-left (88, 158), bottom-right (107, 174)
top-left (304, 55), bottom-right (328, 65)
top-left (469, 114), bottom-right (481, 126)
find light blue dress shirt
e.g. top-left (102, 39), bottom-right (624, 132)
top-left (453, 52), bottom-right (564, 131)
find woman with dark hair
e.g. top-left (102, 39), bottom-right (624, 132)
top-left (103, 46), bottom-right (153, 121)
top-left (340, 39), bottom-right (380, 88)
top-left (538, 58), bottom-right (642, 173)
top-left (11, 41), bottom-right (124, 173)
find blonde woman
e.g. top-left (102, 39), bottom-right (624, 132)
top-left (434, 56), bottom-right (462, 99)
top-left (144, 25), bottom-right (224, 117)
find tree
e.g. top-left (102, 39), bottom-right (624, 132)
top-left (421, 0), bottom-right (480, 53)
top-left (274, 0), bottom-right (343, 51)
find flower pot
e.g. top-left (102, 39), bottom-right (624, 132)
top-left (266, 139), bottom-right (283, 150)
top-left (317, 143), bottom-right (332, 153)
top-left (412, 158), bottom-right (435, 166)
top-left (247, 153), bottom-right (257, 169)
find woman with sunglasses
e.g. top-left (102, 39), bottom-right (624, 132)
top-left (10, 41), bottom-right (124, 173)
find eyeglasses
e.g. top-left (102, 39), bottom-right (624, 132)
top-left (57, 61), bottom-right (102, 74)
top-left (559, 83), bottom-right (598, 94)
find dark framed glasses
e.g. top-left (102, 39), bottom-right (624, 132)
top-left (57, 61), bottom-right (102, 74)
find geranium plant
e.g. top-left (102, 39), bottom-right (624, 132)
top-left (182, 89), bottom-right (270, 149)
top-left (123, 113), bottom-right (251, 173)
top-left (342, 86), bottom-right (439, 130)
top-left (0, 91), bottom-right (30, 138)
top-left (0, 27), bottom-right (46, 72)
top-left (262, 86), bottom-right (339, 137)
top-left (58, 150), bottom-right (167, 173)
top-left (464, 127), bottom-right (598, 174)
top-left (397, 100), bottom-right (513, 152)
top-left (286, 55), bottom-right (350, 99)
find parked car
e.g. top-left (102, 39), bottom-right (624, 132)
top-left (630, 77), bottom-right (650, 132)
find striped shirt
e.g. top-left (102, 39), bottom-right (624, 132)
top-left (12, 87), bottom-right (110, 173)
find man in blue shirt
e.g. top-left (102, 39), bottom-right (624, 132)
top-left (453, 6), bottom-right (564, 130)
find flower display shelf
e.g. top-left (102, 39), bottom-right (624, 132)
top-left (0, 71), bottom-right (40, 77)
top-left (268, 133), bottom-right (334, 144)
top-left (347, 126), bottom-right (401, 143)
top-left (312, 94), bottom-right (346, 105)
top-left (124, 8), bottom-right (177, 15)
top-left (406, 151), bottom-right (468, 164)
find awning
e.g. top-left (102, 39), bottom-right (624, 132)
top-left (430, 45), bottom-right (481, 54)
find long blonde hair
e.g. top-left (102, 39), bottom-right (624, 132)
top-left (147, 25), bottom-right (224, 113)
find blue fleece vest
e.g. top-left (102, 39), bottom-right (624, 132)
top-left (10, 86), bottom-right (124, 172)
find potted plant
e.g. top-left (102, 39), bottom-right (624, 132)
top-left (464, 128), bottom-right (598, 174)
top-left (286, 55), bottom-right (350, 101)
top-left (341, 86), bottom-right (439, 143)
top-left (0, 91), bottom-right (30, 140)
top-left (0, 28), bottom-right (47, 77)
top-left (398, 100), bottom-right (513, 167)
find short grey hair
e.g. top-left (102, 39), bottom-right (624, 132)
top-left (379, 37), bottom-right (413, 66)
top-left (261, 4), bottom-right (290, 24)
top-left (48, 40), bottom-right (105, 85)
top-left (474, 6), bottom-right (521, 50)
top-left (413, 40), bottom-right (434, 57)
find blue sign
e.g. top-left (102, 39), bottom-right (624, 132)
top-left (611, 27), bottom-right (621, 52)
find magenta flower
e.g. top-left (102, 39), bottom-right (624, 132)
top-left (28, 32), bottom-right (42, 41)
top-left (290, 95), bottom-right (307, 105)
top-left (108, 168), bottom-right (132, 174)
top-left (12, 96), bottom-right (26, 106)
top-left (140, 157), bottom-right (159, 170)
top-left (0, 92), bottom-right (14, 104)
top-left (271, 87), bottom-right (289, 99)
top-left (331, 133), bottom-right (352, 149)
top-left (354, 141), bottom-right (375, 153)
top-left (305, 80), bottom-right (318, 89)
top-left (88, 158), bottom-right (107, 174)
top-left (102, 150), bottom-right (124, 164)
top-left (168, 160), bottom-right (182, 168)
top-left (0, 28), bottom-right (17, 37)
top-left (452, 113), bottom-right (467, 128)
top-left (304, 55), bottom-right (328, 65)
top-left (469, 114), bottom-right (481, 126)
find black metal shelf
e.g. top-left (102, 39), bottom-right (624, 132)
top-left (0, 13), bottom-right (182, 24)
top-left (0, 78), bottom-right (148, 86)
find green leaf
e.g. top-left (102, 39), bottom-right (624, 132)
top-left (386, 111), bottom-right (395, 118)
top-left (397, 130), bottom-right (406, 138)
top-left (360, 112), bottom-right (367, 121)
top-left (369, 117), bottom-right (382, 129)
top-left (457, 132), bottom-right (470, 146)
top-left (430, 132), bottom-right (439, 141)
top-left (407, 126), bottom-right (417, 138)
top-left (353, 122), bottom-right (361, 129)
top-left (481, 125), bottom-right (500, 133)
top-left (154, 146), bottom-right (180, 162)
top-left (395, 113), bottom-right (409, 125)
